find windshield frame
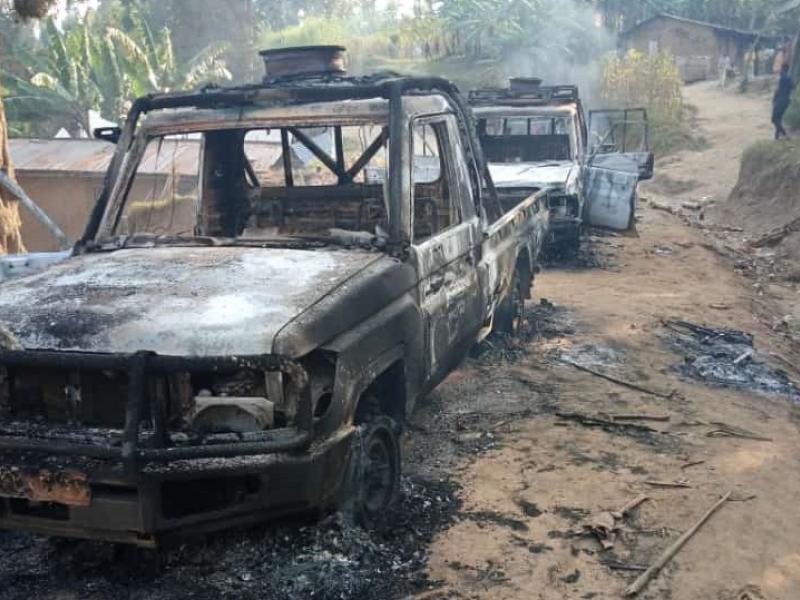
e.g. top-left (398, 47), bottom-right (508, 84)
top-left (473, 105), bottom-right (580, 163)
top-left (95, 103), bottom-right (395, 247)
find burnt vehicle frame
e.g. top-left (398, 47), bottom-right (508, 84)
top-left (469, 79), bottom-right (653, 252)
top-left (0, 50), bottom-right (546, 545)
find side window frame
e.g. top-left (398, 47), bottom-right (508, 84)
top-left (440, 113), bottom-right (476, 223)
top-left (409, 114), bottom-right (464, 245)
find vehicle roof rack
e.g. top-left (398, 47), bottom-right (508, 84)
top-left (468, 84), bottom-right (580, 107)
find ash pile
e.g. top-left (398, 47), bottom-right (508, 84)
top-left (663, 319), bottom-right (800, 401)
top-left (0, 478), bottom-right (459, 600)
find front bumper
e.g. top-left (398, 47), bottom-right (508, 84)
top-left (0, 431), bottom-right (352, 546)
top-left (0, 350), bottom-right (350, 546)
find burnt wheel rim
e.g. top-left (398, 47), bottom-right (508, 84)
top-left (363, 429), bottom-right (396, 514)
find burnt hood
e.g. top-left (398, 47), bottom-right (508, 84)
top-left (488, 161), bottom-right (578, 190)
top-left (0, 246), bottom-right (400, 357)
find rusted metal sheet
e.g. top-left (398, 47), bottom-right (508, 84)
top-left (8, 138), bottom-right (284, 177)
top-left (8, 139), bottom-right (116, 175)
top-left (0, 466), bottom-right (90, 506)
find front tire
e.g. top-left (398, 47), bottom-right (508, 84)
top-left (339, 413), bottom-right (401, 527)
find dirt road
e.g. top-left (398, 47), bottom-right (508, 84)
top-left (648, 80), bottom-right (772, 206)
top-left (420, 82), bottom-right (800, 600)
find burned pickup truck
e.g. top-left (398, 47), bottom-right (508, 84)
top-left (0, 47), bottom-right (547, 545)
top-left (470, 79), bottom-right (654, 254)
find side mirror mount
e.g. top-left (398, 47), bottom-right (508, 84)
top-left (94, 126), bottom-right (122, 144)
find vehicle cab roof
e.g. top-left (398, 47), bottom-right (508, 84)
top-left (136, 77), bottom-right (458, 135)
top-left (471, 104), bottom-right (579, 119)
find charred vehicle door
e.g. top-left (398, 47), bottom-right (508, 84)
top-left (583, 108), bottom-right (653, 230)
top-left (409, 116), bottom-right (482, 378)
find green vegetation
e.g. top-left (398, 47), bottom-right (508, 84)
top-left (2, 4), bottom-right (232, 136)
top-left (601, 49), bottom-right (703, 155)
top-left (3, 0), bottom-right (800, 138)
top-left (741, 138), bottom-right (800, 170)
top-left (598, 0), bottom-right (800, 34)
top-left (785, 87), bottom-right (800, 131)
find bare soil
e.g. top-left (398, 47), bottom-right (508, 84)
top-left (421, 81), bottom-right (800, 600)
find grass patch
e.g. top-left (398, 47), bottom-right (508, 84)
top-left (741, 139), bottom-right (800, 171)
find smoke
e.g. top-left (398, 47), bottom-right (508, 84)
top-left (497, 0), bottom-right (617, 110)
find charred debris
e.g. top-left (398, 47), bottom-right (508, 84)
top-left (663, 319), bottom-right (800, 401)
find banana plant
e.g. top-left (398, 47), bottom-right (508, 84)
top-left (5, 6), bottom-right (232, 137)
top-left (105, 5), bottom-right (232, 95)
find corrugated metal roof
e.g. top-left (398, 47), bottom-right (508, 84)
top-left (9, 138), bottom-right (286, 177)
top-left (622, 13), bottom-right (770, 39)
top-left (9, 139), bottom-right (115, 174)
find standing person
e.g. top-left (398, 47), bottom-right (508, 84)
top-left (718, 55), bottom-right (731, 88)
top-left (772, 63), bottom-right (795, 140)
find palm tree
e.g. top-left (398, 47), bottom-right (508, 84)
top-left (5, 7), bottom-right (232, 138)
top-left (23, 17), bottom-right (107, 136)
top-left (1, 0), bottom-right (229, 254)
top-left (106, 16), bottom-right (232, 95)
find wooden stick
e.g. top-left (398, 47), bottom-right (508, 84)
top-left (624, 491), bottom-right (732, 597)
top-left (555, 412), bottom-right (659, 434)
top-left (557, 359), bottom-right (674, 399)
top-left (680, 460), bottom-right (706, 470)
top-left (706, 422), bottom-right (773, 442)
top-left (603, 561), bottom-right (647, 572)
top-left (610, 414), bottom-right (671, 422)
top-left (643, 480), bottom-right (691, 489)
top-left (612, 494), bottom-right (649, 519)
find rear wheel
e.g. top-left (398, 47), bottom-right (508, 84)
top-left (494, 271), bottom-right (525, 336)
top-left (339, 410), bottom-right (401, 526)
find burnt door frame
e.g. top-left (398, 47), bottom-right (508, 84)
top-left (409, 113), bottom-right (481, 380)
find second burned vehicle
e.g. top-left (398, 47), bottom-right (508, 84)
top-left (0, 47), bottom-right (547, 545)
top-left (470, 78), bottom-right (654, 254)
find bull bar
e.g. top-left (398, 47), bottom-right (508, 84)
top-left (0, 350), bottom-right (314, 467)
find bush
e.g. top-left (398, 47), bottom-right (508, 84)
top-left (784, 86), bottom-right (800, 131)
top-left (601, 50), bottom-right (692, 155)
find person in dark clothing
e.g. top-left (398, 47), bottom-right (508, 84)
top-left (772, 63), bottom-right (794, 140)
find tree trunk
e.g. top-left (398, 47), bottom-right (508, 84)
top-left (0, 95), bottom-right (26, 255)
